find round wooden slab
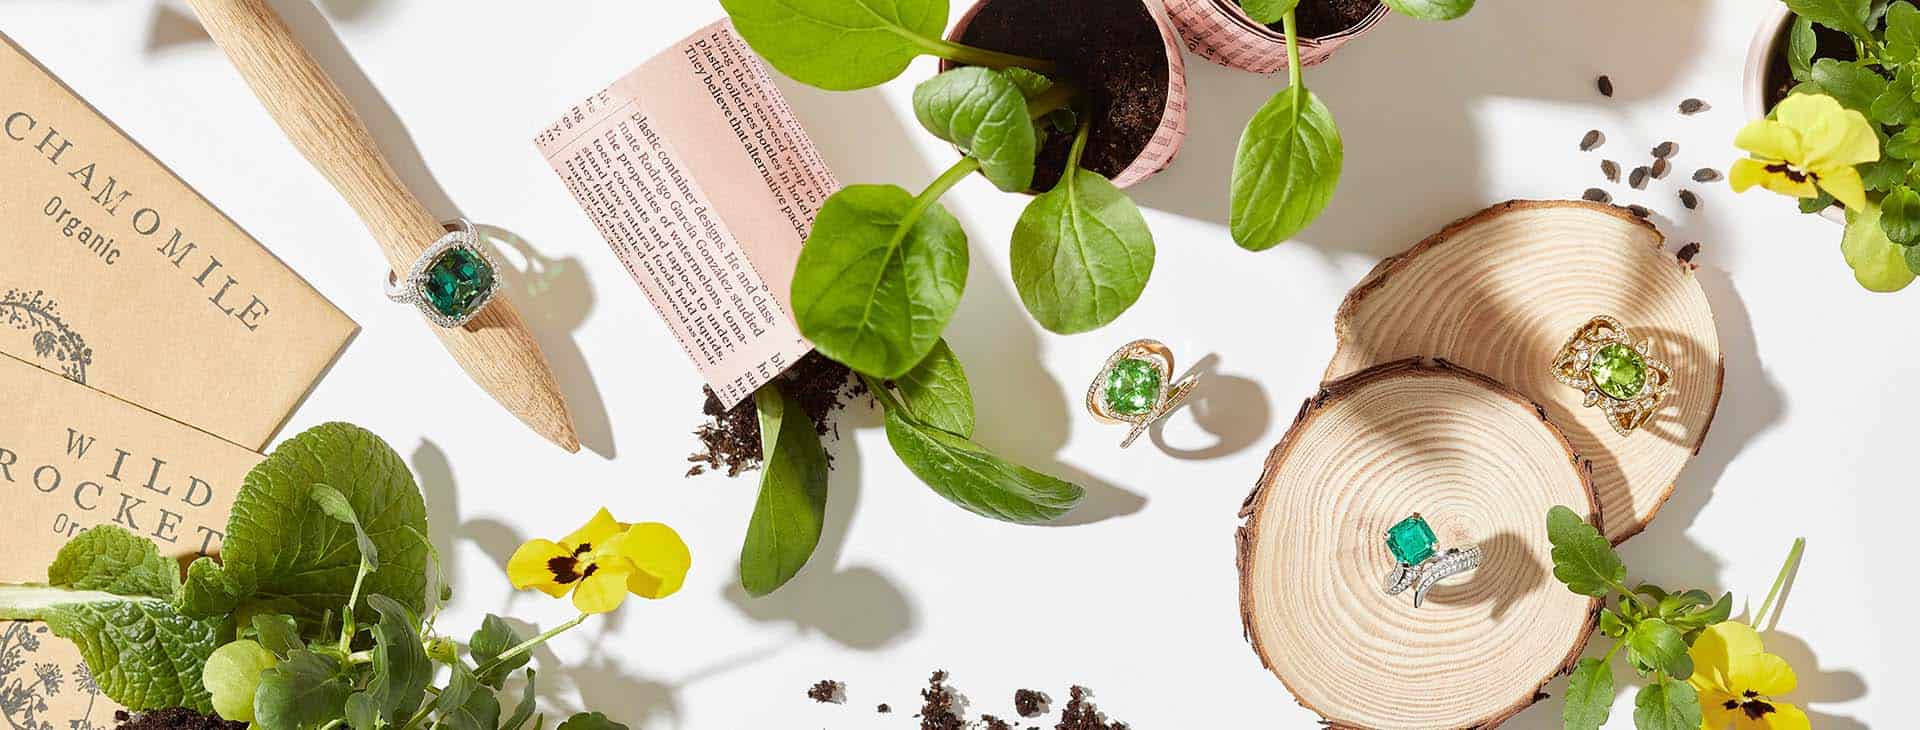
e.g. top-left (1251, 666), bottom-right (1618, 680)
top-left (1237, 359), bottom-right (1600, 729)
top-left (1327, 200), bottom-right (1722, 543)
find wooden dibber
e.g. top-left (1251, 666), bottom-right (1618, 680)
top-left (1238, 359), bottom-right (1600, 729)
top-left (1328, 201), bottom-right (1722, 543)
top-left (185, 0), bottom-right (579, 452)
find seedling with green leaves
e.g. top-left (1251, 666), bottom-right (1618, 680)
top-left (717, 0), bottom-right (1166, 596)
top-left (1230, 0), bottom-right (1475, 250)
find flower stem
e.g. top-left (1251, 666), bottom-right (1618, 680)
top-left (1753, 537), bottom-right (1806, 630)
top-left (338, 556), bottom-right (369, 653)
top-left (921, 37), bottom-right (1056, 74)
top-left (474, 612), bottom-right (591, 679)
top-left (1282, 11), bottom-right (1304, 93)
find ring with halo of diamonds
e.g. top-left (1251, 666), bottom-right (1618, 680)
top-left (385, 217), bottom-right (502, 329)
top-left (1085, 339), bottom-right (1201, 448)
top-left (1381, 513), bottom-right (1483, 609)
top-left (1549, 315), bottom-right (1674, 436)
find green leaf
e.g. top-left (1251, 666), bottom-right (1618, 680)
top-left (1790, 16), bottom-right (1818, 81)
top-left (1843, 200), bottom-right (1919, 291)
top-left (254, 650), bottom-right (352, 730)
top-left (718, 0), bottom-right (949, 91)
top-left (1787, 0), bottom-right (1875, 40)
top-left (502, 669), bottom-right (540, 730)
top-left (1545, 506), bottom-right (1624, 598)
top-left (1890, 1), bottom-right (1920, 62)
top-left (1799, 190), bottom-right (1838, 214)
top-left (353, 595), bottom-right (432, 722)
top-left (1633, 677), bottom-right (1704, 730)
top-left (1907, 241), bottom-right (1920, 274)
top-left (890, 338), bottom-right (975, 437)
top-left (471, 614), bottom-right (531, 688)
top-left (310, 483), bottom-right (379, 571)
top-left (791, 184), bottom-right (969, 378)
top-left (0, 526), bottom-right (224, 712)
top-left (180, 422), bottom-right (430, 630)
top-left (250, 613), bottom-right (301, 657)
top-left (557, 712), bottom-right (629, 730)
top-left (1656, 589), bottom-right (1712, 619)
top-left (1000, 67), bottom-right (1053, 98)
top-left (1887, 127), bottom-right (1920, 159)
top-left (1864, 157), bottom-right (1909, 193)
top-left (1011, 162), bottom-right (1156, 334)
top-left (1238, 0), bottom-right (1298, 24)
top-left (1231, 86), bottom-right (1342, 251)
top-left (913, 68), bottom-right (1038, 193)
top-left (1561, 657), bottom-right (1613, 730)
top-left (435, 664), bottom-right (502, 730)
top-left (1598, 607), bottom-right (1627, 639)
top-left (741, 385), bottom-right (831, 597)
top-left (1874, 69), bottom-right (1920, 125)
top-left (1811, 58), bottom-right (1886, 114)
top-left (1626, 618), bottom-right (1692, 678)
top-left (1383, 0), bottom-right (1474, 21)
top-left (203, 640), bottom-right (276, 723)
top-left (883, 406), bottom-right (1083, 523)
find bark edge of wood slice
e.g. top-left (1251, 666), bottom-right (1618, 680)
top-left (1237, 358), bottom-right (1601, 730)
top-left (1327, 200), bottom-right (1723, 543)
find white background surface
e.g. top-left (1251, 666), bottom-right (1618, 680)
top-left (0, 0), bottom-right (1899, 727)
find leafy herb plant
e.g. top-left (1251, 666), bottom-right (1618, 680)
top-left (0, 423), bottom-right (660, 730)
top-left (715, 0), bottom-right (1166, 594)
top-left (1230, 0), bottom-right (1475, 250)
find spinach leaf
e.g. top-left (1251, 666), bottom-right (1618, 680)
top-left (1786, 0), bottom-right (1875, 41)
top-left (1383, 0), bottom-right (1474, 21)
top-left (1561, 657), bottom-right (1614, 730)
top-left (914, 67), bottom-right (1039, 193)
top-left (1230, 85), bottom-right (1343, 250)
top-left (1633, 677), bottom-right (1704, 730)
top-left (882, 404), bottom-right (1082, 523)
top-left (1011, 125), bottom-right (1155, 334)
top-left (1790, 16), bottom-right (1819, 81)
top-left (1546, 506), bottom-right (1624, 598)
top-left (890, 338), bottom-right (975, 437)
top-left (1843, 200), bottom-right (1919, 290)
top-left (719, 0), bottom-right (950, 91)
top-left (179, 422), bottom-right (430, 629)
top-left (254, 650), bottom-right (353, 730)
top-left (791, 183), bottom-right (970, 378)
top-left (740, 385), bottom-right (831, 597)
top-left (1238, 0), bottom-right (1298, 24)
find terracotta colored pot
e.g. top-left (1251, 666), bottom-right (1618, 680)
top-left (1164, 0), bottom-right (1388, 74)
top-left (1744, 4), bottom-right (1845, 224)
top-left (944, 0), bottom-right (1188, 189)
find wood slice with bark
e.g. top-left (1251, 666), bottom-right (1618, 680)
top-left (1327, 200), bottom-right (1722, 543)
top-left (1238, 358), bottom-right (1600, 729)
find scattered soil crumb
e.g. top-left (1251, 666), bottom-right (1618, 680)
top-left (687, 351), bottom-right (863, 477)
top-left (808, 679), bottom-right (846, 704)
top-left (1015, 689), bottom-right (1051, 718)
top-left (114, 709), bottom-right (246, 730)
top-left (1056, 686), bottom-right (1129, 730)
top-left (983, 716), bottom-right (1014, 730)
top-left (920, 670), bottom-right (967, 730)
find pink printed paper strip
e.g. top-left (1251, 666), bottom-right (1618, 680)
top-left (1164, 0), bottom-right (1388, 74)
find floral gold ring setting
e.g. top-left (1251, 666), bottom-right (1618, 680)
top-left (1381, 513), bottom-right (1482, 609)
top-left (385, 217), bottom-right (502, 328)
top-left (1550, 315), bottom-right (1673, 436)
top-left (1086, 339), bottom-right (1200, 448)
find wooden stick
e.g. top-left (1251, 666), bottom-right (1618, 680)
top-left (185, 0), bottom-right (579, 452)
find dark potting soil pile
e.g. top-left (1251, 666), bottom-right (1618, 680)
top-left (687, 351), bottom-right (862, 477)
top-left (1289, 0), bottom-right (1381, 38)
top-left (956, 0), bottom-right (1170, 191)
top-left (808, 679), bottom-right (847, 704)
top-left (113, 709), bottom-right (246, 730)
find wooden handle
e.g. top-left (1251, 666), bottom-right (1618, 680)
top-left (187, 0), bottom-right (579, 452)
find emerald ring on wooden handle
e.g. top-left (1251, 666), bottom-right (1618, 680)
top-left (385, 218), bottom-right (502, 328)
top-left (1381, 513), bottom-right (1483, 609)
top-left (1549, 315), bottom-right (1674, 436)
top-left (1085, 338), bottom-right (1200, 448)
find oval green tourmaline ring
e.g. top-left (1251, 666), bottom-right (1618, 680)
top-left (1381, 513), bottom-right (1483, 609)
top-left (1085, 339), bottom-right (1200, 448)
top-left (385, 218), bottom-right (501, 328)
top-left (1550, 315), bottom-right (1674, 436)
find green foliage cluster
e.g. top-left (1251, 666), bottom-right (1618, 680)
top-left (1230, 0), bottom-right (1474, 250)
top-left (0, 423), bottom-right (620, 730)
top-left (718, 0), bottom-right (1170, 595)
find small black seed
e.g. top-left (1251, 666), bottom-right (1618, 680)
top-left (1628, 204), bottom-right (1651, 218)
top-left (1597, 75), bottom-right (1614, 97)
top-left (1677, 242), bottom-right (1702, 262)
top-left (877, 704), bottom-right (891, 713)
top-left (1580, 130), bottom-right (1605, 151)
top-left (1630, 166), bottom-right (1650, 189)
top-left (1653, 158), bottom-right (1671, 179)
top-left (1680, 189), bottom-right (1699, 209)
top-left (1601, 159), bottom-right (1621, 182)
top-left (1679, 98), bottom-right (1710, 115)
top-left (1583, 188), bottom-right (1613, 203)
top-left (1653, 141), bottom-right (1678, 159)
top-left (1693, 167), bottom-right (1723, 182)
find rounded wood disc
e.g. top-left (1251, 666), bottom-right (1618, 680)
top-left (1327, 200), bottom-right (1723, 543)
top-left (1237, 359), bottom-right (1600, 729)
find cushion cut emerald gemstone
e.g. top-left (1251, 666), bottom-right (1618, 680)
top-left (1103, 357), bottom-right (1161, 416)
top-left (1385, 514), bottom-right (1437, 565)
top-left (422, 246), bottom-right (495, 320)
top-left (1587, 343), bottom-right (1647, 401)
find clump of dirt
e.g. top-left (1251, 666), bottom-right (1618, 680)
top-left (1055, 686), bottom-right (1129, 730)
top-left (687, 351), bottom-right (863, 477)
top-left (807, 679), bottom-right (846, 704)
top-left (919, 670), bottom-right (968, 730)
top-left (1014, 688), bottom-right (1050, 718)
top-left (113, 709), bottom-right (246, 730)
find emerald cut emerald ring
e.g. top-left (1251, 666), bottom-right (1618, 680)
top-left (1381, 513), bottom-right (1482, 608)
top-left (1550, 315), bottom-right (1674, 436)
top-left (1086, 339), bottom-right (1200, 448)
top-left (386, 218), bottom-right (501, 328)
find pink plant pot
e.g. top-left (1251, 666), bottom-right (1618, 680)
top-left (1164, 0), bottom-right (1388, 74)
top-left (944, 0), bottom-right (1188, 189)
top-left (1744, 4), bottom-right (1845, 224)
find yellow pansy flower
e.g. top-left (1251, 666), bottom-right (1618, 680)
top-left (1688, 621), bottom-right (1810, 730)
top-left (507, 508), bottom-right (690, 613)
top-left (1730, 93), bottom-right (1879, 210)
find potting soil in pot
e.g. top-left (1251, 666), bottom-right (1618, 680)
top-left (1292, 0), bottom-right (1381, 38)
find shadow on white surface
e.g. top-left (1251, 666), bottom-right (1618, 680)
top-left (1148, 352), bottom-right (1271, 460)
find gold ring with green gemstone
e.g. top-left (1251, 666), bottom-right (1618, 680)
top-left (1086, 339), bottom-right (1200, 448)
top-left (1381, 513), bottom-right (1483, 609)
top-left (386, 217), bottom-right (501, 328)
top-left (1550, 315), bottom-right (1674, 436)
